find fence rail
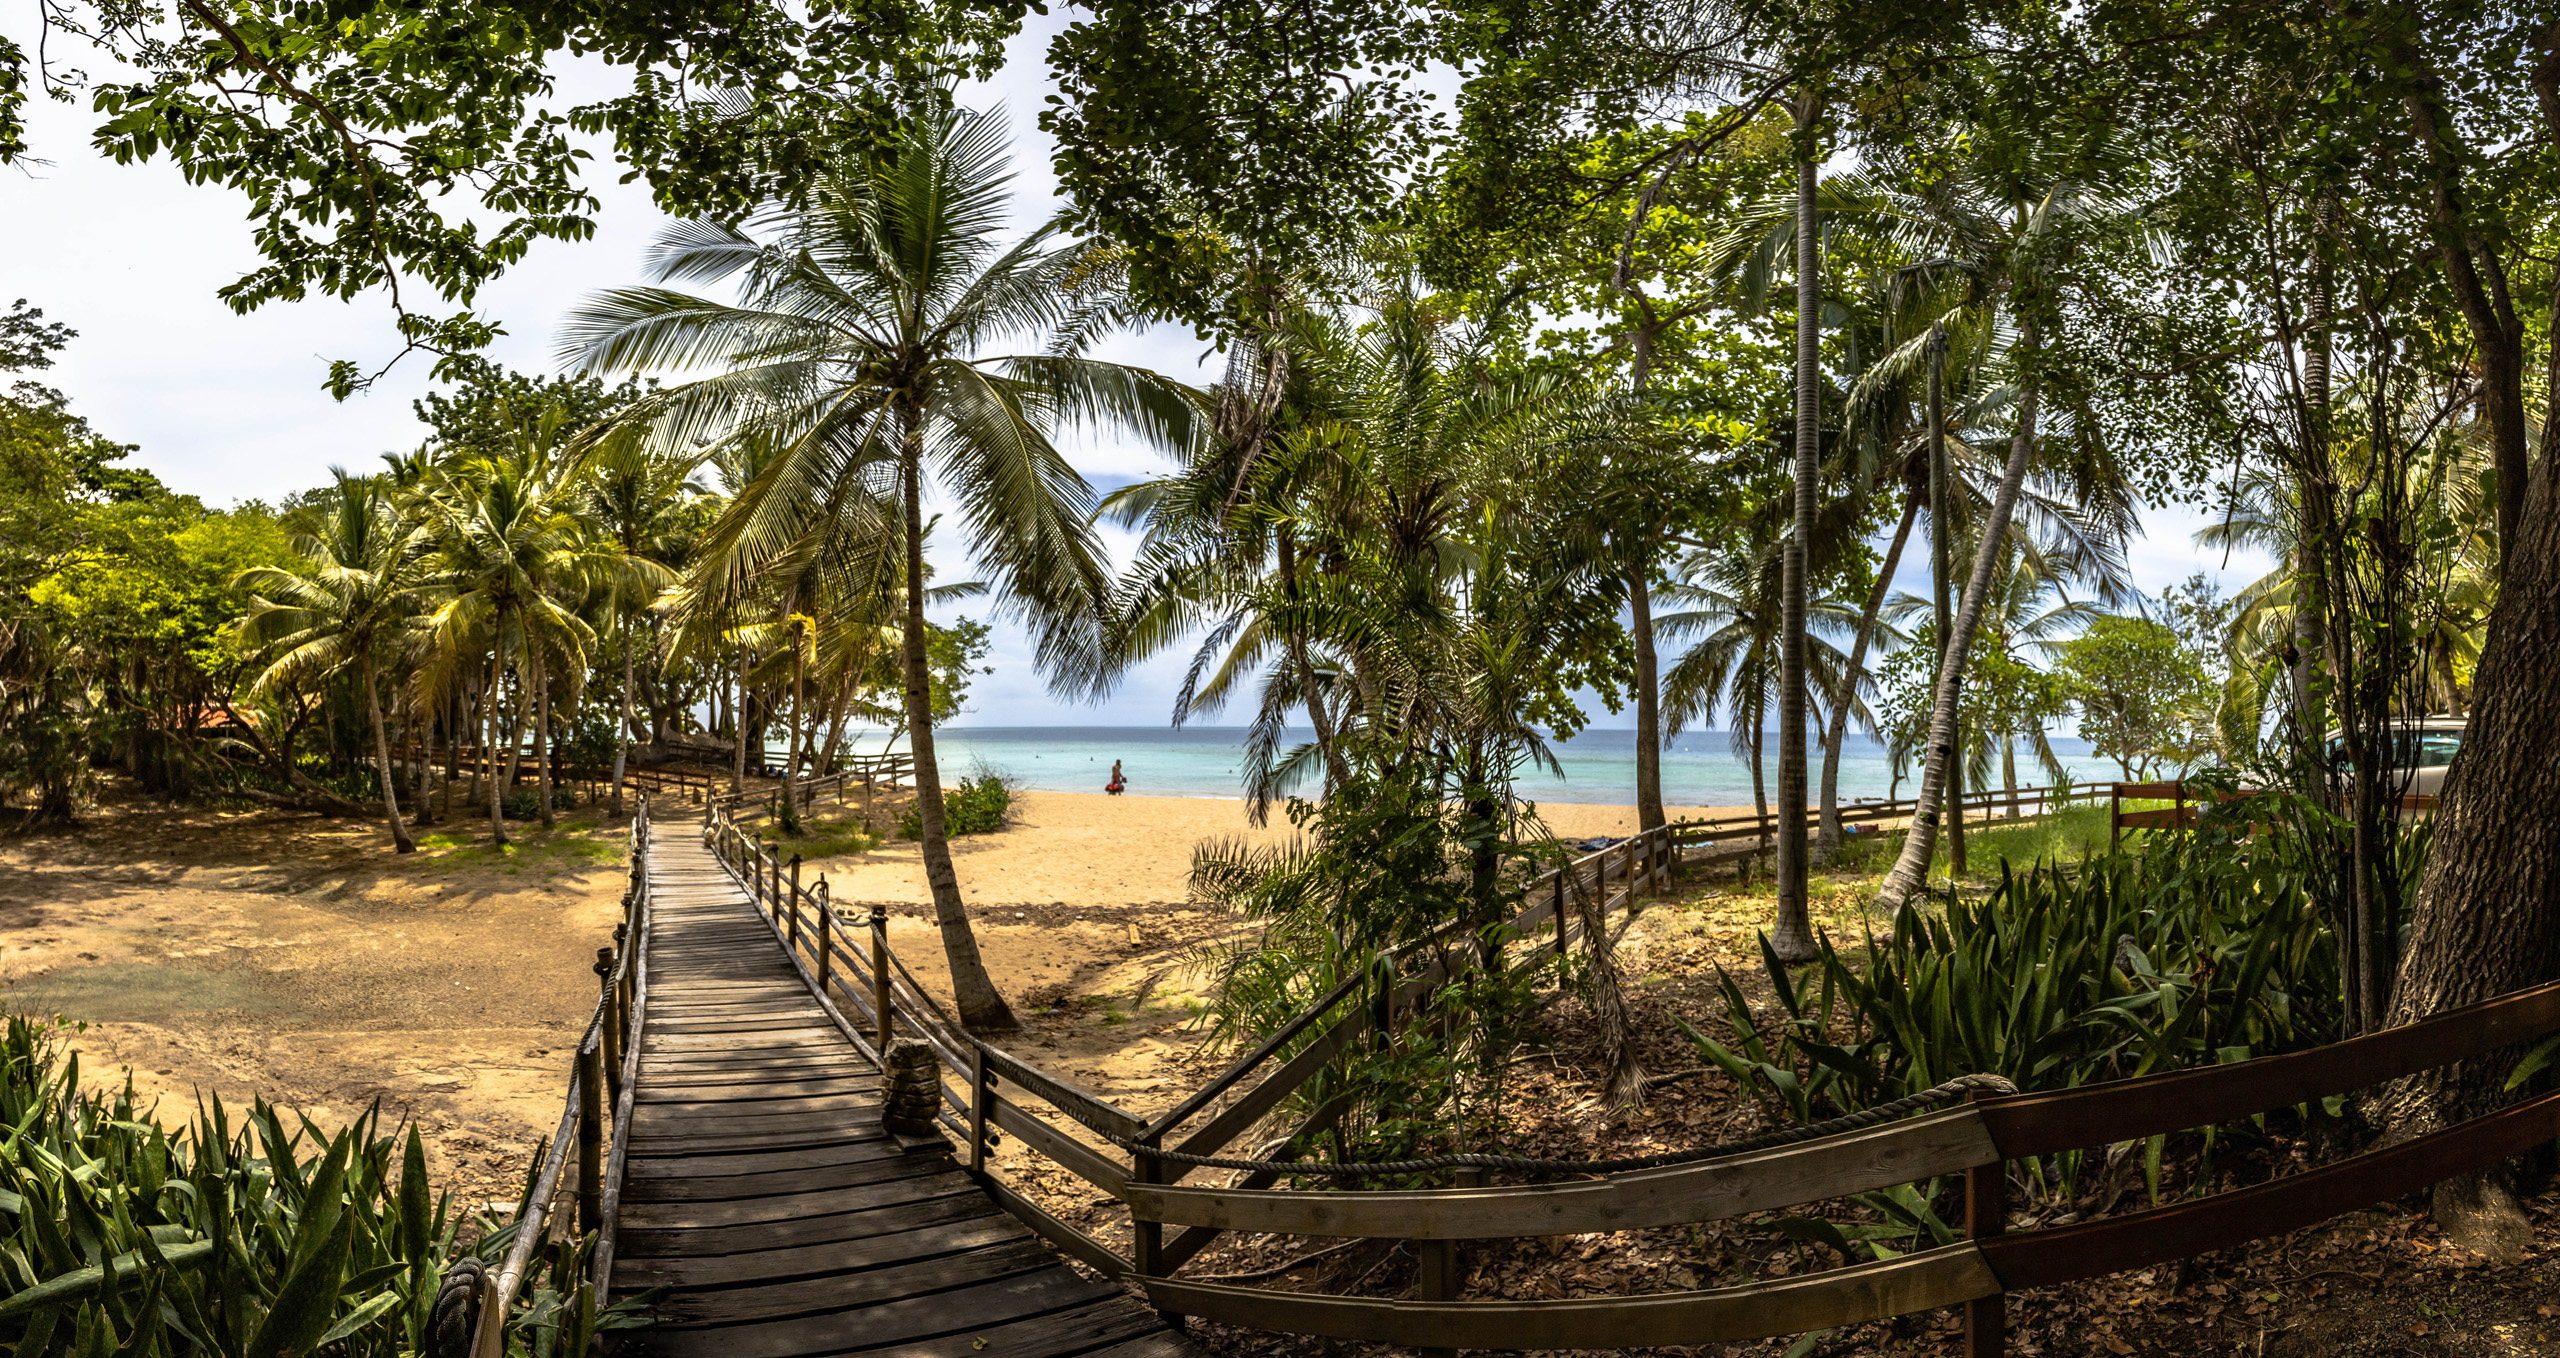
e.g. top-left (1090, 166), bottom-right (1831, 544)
top-left (679, 789), bottom-right (2557, 1356)
top-left (466, 794), bottom-right (654, 1357)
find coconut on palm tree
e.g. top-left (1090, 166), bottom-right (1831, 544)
top-left (563, 103), bottom-right (1203, 1033)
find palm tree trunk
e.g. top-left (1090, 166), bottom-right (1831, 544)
top-left (441, 684), bottom-right (458, 820)
top-left (2003, 738), bottom-right (2019, 818)
top-left (732, 641), bottom-right (750, 793)
top-left (532, 641), bottom-right (556, 829)
top-left (1630, 567), bottom-right (1666, 833)
top-left (485, 638), bottom-right (511, 847)
top-left (1818, 493), bottom-right (1918, 861)
top-left (612, 622), bottom-right (636, 817)
top-left (1877, 358), bottom-right (2043, 905)
top-left (363, 652), bottom-right (416, 854)
top-left (788, 619), bottom-right (809, 796)
top-left (1751, 717), bottom-right (1769, 857)
top-left (901, 428), bottom-right (1018, 1033)
top-left (1771, 87), bottom-right (1821, 963)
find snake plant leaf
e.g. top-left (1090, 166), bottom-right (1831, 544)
top-left (0, 1240), bottom-right (215, 1318)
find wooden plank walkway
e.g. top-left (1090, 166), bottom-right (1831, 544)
top-left (611, 834), bottom-right (1197, 1358)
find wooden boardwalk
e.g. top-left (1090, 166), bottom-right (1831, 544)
top-left (610, 834), bottom-right (1197, 1358)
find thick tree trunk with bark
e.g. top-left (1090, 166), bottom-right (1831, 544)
top-left (901, 432), bottom-right (1018, 1033)
top-left (2375, 456), bottom-right (2560, 1255)
top-left (1819, 494), bottom-right (1918, 861)
top-left (1876, 362), bottom-right (2043, 906)
top-left (1630, 568), bottom-right (1665, 834)
top-left (362, 653), bottom-right (416, 854)
top-left (1771, 91), bottom-right (1820, 964)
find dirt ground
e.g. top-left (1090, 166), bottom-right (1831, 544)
top-left (17, 780), bottom-right (2560, 1355)
top-left (0, 783), bottom-right (630, 1211)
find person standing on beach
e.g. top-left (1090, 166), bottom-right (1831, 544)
top-left (1107, 759), bottom-right (1127, 795)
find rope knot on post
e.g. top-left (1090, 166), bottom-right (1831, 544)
top-left (881, 1038), bottom-right (942, 1136)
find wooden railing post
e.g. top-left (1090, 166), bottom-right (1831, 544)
top-left (596, 946), bottom-right (622, 1107)
top-left (813, 878), bottom-right (833, 991)
top-left (968, 1044), bottom-right (992, 1173)
top-left (788, 853), bottom-right (803, 951)
top-left (871, 902), bottom-right (893, 1052)
top-left (576, 1036), bottom-right (604, 1236)
top-left (1132, 1132), bottom-right (1164, 1279)
top-left (1963, 1101), bottom-right (2007, 1357)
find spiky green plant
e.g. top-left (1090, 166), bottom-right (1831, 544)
top-left (0, 1014), bottom-right (634, 1355)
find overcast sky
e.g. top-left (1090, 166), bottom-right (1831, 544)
top-left (0, 13), bottom-right (2269, 730)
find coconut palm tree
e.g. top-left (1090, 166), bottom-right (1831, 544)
top-left (561, 104), bottom-right (1203, 1032)
top-left (417, 415), bottom-right (600, 844)
top-left (1659, 526), bottom-right (1875, 850)
top-left (578, 440), bottom-right (695, 814)
top-left (236, 470), bottom-right (429, 853)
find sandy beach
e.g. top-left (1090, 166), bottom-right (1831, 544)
top-left (801, 788), bottom-right (1761, 909)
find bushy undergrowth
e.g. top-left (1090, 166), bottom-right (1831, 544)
top-left (0, 1014), bottom-right (627, 1355)
top-left (898, 773), bottom-right (1010, 838)
top-left (1689, 835), bottom-right (2344, 1231)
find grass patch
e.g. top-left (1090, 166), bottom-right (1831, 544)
top-left (772, 813), bottom-right (880, 860)
top-left (1929, 803), bottom-right (2114, 878)
top-left (408, 820), bottom-right (624, 871)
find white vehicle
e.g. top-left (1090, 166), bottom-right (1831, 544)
top-left (2325, 717), bottom-right (2466, 796)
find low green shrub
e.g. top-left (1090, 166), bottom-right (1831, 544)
top-left (898, 774), bottom-right (1010, 839)
top-left (0, 1014), bottom-right (635, 1354)
top-left (1688, 838), bottom-right (2341, 1224)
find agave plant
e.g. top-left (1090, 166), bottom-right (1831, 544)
top-left (0, 1015), bottom-right (630, 1355)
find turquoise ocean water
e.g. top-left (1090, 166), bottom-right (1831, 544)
top-left (805, 726), bottom-right (2120, 807)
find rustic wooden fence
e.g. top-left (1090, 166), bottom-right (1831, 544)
top-left (2106, 778), bottom-right (2441, 848)
top-left (678, 792), bottom-right (2560, 1356)
top-left (463, 795), bottom-right (654, 1357)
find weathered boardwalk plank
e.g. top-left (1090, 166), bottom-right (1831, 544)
top-left (612, 834), bottom-right (1193, 1358)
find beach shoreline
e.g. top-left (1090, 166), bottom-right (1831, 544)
top-left (796, 788), bottom-right (1768, 910)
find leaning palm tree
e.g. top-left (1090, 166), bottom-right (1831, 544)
top-left (236, 470), bottom-right (428, 853)
top-left (562, 103), bottom-right (1203, 1032)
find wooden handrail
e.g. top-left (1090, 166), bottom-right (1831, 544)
top-left (1978, 979), bottom-right (2560, 1157)
top-left (1141, 1245), bottom-right (2002, 1347)
top-left (1125, 1106), bottom-right (1993, 1239)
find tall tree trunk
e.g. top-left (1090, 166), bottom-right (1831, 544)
top-left (1630, 567), bottom-right (1666, 833)
top-left (1927, 325), bottom-right (1966, 879)
top-left (1877, 354), bottom-right (2043, 906)
top-left (363, 653), bottom-right (416, 854)
top-left (485, 639), bottom-right (511, 847)
top-left (1750, 716), bottom-right (1769, 856)
top-left (2373, 431), bottom-right (2560, 1258)
top-left (612, 622), bottom-right (636, 817)
top-left (900, 427), bottom-right (1017, 1033)
top-left (532, 642), bottom-right (556, 829)
top-left (1771, 88), bottom-right (1820, 964)
top-left (732, 642), bottom-right (750, 793)
top-left (441, 684), bottom-right (458, 821)
top-left (787, 618), bottom-right (809, 799)
top-left (1819, 493), bottom-right (1918, 861)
